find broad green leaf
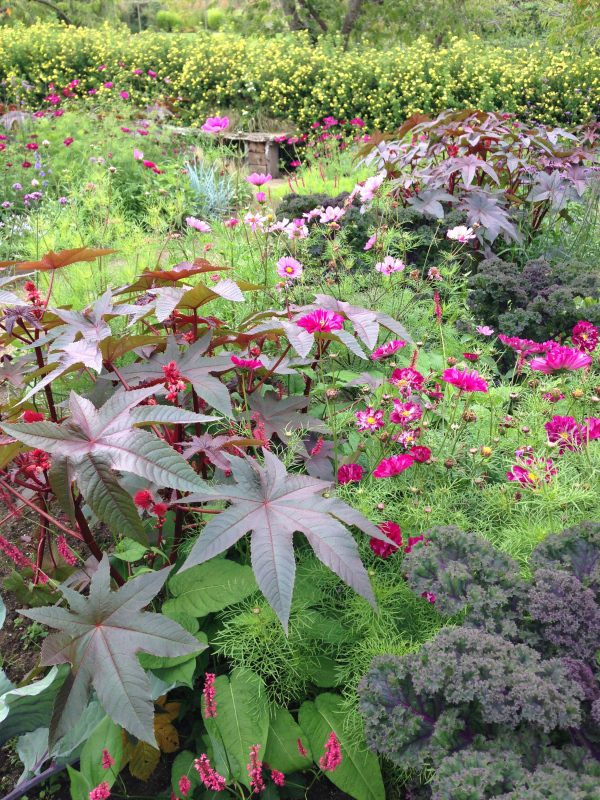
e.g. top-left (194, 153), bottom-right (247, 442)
top-left (48, 456), bottom-right (77, 527)
top-left (112, 538), bottom-right (148, 562)
top-left (20, 555), bottom-right (202, 749)
top-left (16, 726), bottom-right (49, 783)
top-left (80, 714), bottom-right (123, 789)
top-left (53, 701), bottom-right (107, 763)
top-left (263, 707), bottom-right (313, 773)
top-left (164, 561), bottom-right (258, 618)
top-left (67, 765), bottom-right (92, 800)
top-left (309, 656), bottom-right (341, 688)
top-left (298, 693), bottom-right (385, 800)
top-left (0, 664), bottom-right (70, 746)
top-left (179, 450), bottom-right (392, 631)
top-left (204, 668), bottom-right (269, 788)
top-left (3, 568), bottom-right (58, 607)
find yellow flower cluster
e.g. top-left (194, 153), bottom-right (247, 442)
top-left (0, 24), bottom-right (597, 127)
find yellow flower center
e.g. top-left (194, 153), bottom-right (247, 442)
top-left (582, 334), bottom-right (587, 340)
top-left (528, 472), bottom-right (538, 482)
top-left (285, 266), bottom-right (293, 273)
top-left (401, 410), bottom-right (411, 416)
top-left (367, 417), bottom-right (376, 424)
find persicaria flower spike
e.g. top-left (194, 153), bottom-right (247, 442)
top-left (101, 749), bottom-right (114, 769)
top-left (194, 755), bottom-right (227, 791)
top-left (57, 535), bottom-right (77, 566)
top-left (89, 783), bottom-right (110, 800)
top-left (179, 776), bottom-right (191, 797)
top-left (297, 738), bottom-right (307, 757)
top-left (247, 745), bottom-right (265, 794)
top-left (203, 673), bottom-right (217, 718)
top-left (0, 534), bottom-right (32, 568)
top-left (319, 731), bottom-right (342, 773)
top-left (271, 769), bottom-right (285, 787)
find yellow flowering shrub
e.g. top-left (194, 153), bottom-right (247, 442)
top-left (0, 23), bottom-right (597, 127)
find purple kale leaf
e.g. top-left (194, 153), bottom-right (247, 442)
top-left (530, 521), bottom-right (600, 597)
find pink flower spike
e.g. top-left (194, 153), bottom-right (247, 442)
top-left (373, 454), bottom-right (414, 478)
top-left (337, 463), bottom-right (364, 484)
top-left (245, 173), bottom-right (272, 186)
top-left (296, 309), bottom-right (344, 334)
top-left (186, 216), bottom-right (212, 233)
top-left (203, 673), bottom-right (217, 718)
top-left (319, 731), bottom-right (342, 773)
top-left (297, 738), bottom-right (307, 757)
top-left (247, 745), bottom-right (265, 794)
top-left (179, 776), bottom-right (191, 797)
top-left (57, 535), bottom-right (77, 566)
top-left (572, 320), bottom-right (599, 352)
top-left (231, 355), bottom-right (263, 371)
top-left (355, 408), bottom-right (384, 432)
top-left (276, 256), bottom-right (303, 281)
top-left (370, 521), bottom-right (402, 558)
top-left (372, 340), bottom-right (406, 361)
top-left (441, 367), bottom-right (488, 393)
top-left (271, 769), bottom-right (285, 787)
top-left (194, 755), bottom-right (227, 791)
top-left (89, 782), bottom-right (110, 800)
top-left (101, 749), bottom-right (114, 770)
top-left (530, 345), bottom-right (592, 374)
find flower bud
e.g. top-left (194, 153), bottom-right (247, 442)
top-left (444, 457), bottom-right (455, 469)
top-left (469, 447), bottom-right (478, 455)
top-left (377, 502), bottom-right (385, 510)
top-left (481, 446), bottom-right (492, 457)
top-left (424, 506), bottom-right (431, 513)
top-left (462, 410), bottom-right (476, 422)
top-left (325, 387), bottom-right (338, 400)
top-left (446, 356), bottom-right (458, 366)
top-left (572, 388), bottom-right (584, 399)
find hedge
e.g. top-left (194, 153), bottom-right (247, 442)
top-left (0, 23), bottom-right (598, 128)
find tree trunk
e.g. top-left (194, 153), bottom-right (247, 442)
top-left (340, 0), bottom-right (365, 46)
top-left (279, 0), bottom-right (305, 31)
top-left (28, 0), bottom-right (74, 25)
top-left (297, 0), bottom-right (328, 33)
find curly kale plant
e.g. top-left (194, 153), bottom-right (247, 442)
top-left (360, 522), bottom-right (600, 798)
top-left (467, 257), bottom-right (600, 344)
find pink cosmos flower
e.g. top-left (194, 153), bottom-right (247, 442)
top-left (441, 367), bottom-right (488, 393)
top-left (255, 191), bottom-right (266, 203)
top-left (244, 211), bottom-right (266, 231)
top-left (319, 732), bottom-right (342, 773)
top-left (319, 206), bottom-right (345, 224)
top-left (133, 69), bottom-right (143, 75)
top-left (231, 355), bottom-right (262, 370)
top-left (103, 82), bottom-right (113, 89)
top-left (201, 116), bottom-right (229, 133)
top-left (148, 70), bottom-right (157, 77)
top-left (373, 454), bottom-right (414, 477)
top-left (364, 233), bottom-right (377, 251)
top-left (359, 173), bottom-right (385, 203)
top-left (390, 367), bottom-right (424, 395)
top-left (390, 400), bottom-right (422, 426)
top-left (296, 309), bottom-right (344, 333)
top-left (579, 417), bottom-right (600, 443)
top-left (498, 334), bottom-right (551, 355)
top-left (186, 217), bottom-right (212, 233)
top-left (572, 321), bottom-right (599, 352)
top-left (276, 256), bottom-right (303, 281)
top-left (545, 415), bottom-right (581, 447)
top-left (410, 445), bottom-right (431, 463)
top-left (291, 160), bottom-right (301, 167)
top-left (245, 173), bottom-right (272, 186)
top-left (350, 117), bottom-right (365, 126)
top-left (370, 521), bottom-right (402, 558)
top-left (447, 226), bottom-right (476, 242)
top-left (355, 407), bottom-right (385, 432)
top-left (142, 160), bottom-right (156, 169)
top-left (507, 457), bottom-right (556, 487)
top-left (393, 428), bottom-right (420, 448)
top-left (542, 391), bottom-right (565, 403)
top-left (63, 137), bottom-right (74, 147)
top-left (428, 267), bottom-right (442, 281)
top-left (476, 325), bottom-right (494, 336)
top-left (225, 217), bottom-right (239, 228)
top-left (194, 755), bottom-right (227, 791)
top-left (372, 340), bottom-right (406, 360)
top-left (284, 221), bottom-right (308, 240)
top-left (375, 256), bottom-right (405, 276)
top-left (337, 463), bottom-right (364, 484)
top-left (120, 91), bottom-right (129, 99)
top-left (530, 345), bottom-right (592, 374)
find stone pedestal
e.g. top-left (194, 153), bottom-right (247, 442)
top-left (223, 132), bottom-right (287, 178)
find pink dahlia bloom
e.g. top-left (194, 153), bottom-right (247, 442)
top-left (276, 256), bottom-right (303, 281)
top-left (355, 407), bottom-right (385, 432)
top-left (372, 340), bottom-right (406, 361)
top-left (373, 454), bottom-right (414, 477)
top-left (370, 521), bottom-right (402, 558)
top-left (572, 320), bottom-right (599, 353)
top-left (231, 355), bottom-right (262, 370)
top-left (186, 216), bottom-right (212, 233)
top-left (441, 367), bottom-right (488, 393)
top-left (507, 457), bottom-right (556, 487)
top-left (390, 400), bottom-right (423, 426)
top-left (245, 172), bottom-right (272, 186)
top-left (296, 309), bottom-right (344, 333)
top-left (544, 415), bottom-right (581, 451)
top-left (337, 463), bottom-right (364, 484)
top-left (201, 116), bottom-right (229, 133)
top-left (530, 345), bottom-right (592, 374)
top-left (389, 367), bottom-right (424, 395)
top-left (375, 256), bottom-right (405, 276)
top-left (498, 334), bottom-right (551, 355)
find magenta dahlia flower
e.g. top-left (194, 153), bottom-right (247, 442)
top-left (373, 454), bottom-right (414, 477)
top-left (370, 521), bottom-right (402, 558)
top-left (498, 334), bottom-right (552, 355)
top-left (372, 340), bottom-right (406, 361)
top-left (389, 400), bottom-right (423, 426)
top-left (544, 415), bottom-right (581, 451)
top-left (572, 321), bottom-right (599, 353)
top-left (355, 408), bottom-right (385, 432)
top-left (296, 309), bottom-right (344, 333)
top-left (276, 256), bottom-right (303, 281)
top-left (230, 355), bottom-right (262, 370)
top-left (337, 463), bottom-right (364, 484)
top-left (389, 367), bottom-right (424, 395)
top-left (507, 457), bottom-right (556, 487)
top-left (530, 345), bottom-right (592, 374)
top-left (441, 367), bottom-right (488, 393)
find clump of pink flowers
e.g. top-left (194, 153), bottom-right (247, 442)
top-left (372, 340), bottom-right (406, 361)
top-left (247, 744), bottom-right (265, 793)
top-left (296, 309), bottom-right (344, 334)
top-left (319, 731), bottom-right (342, 772)
top-left (101, 749), bottom-right (114, 770)
top-left (203, 673), bottom-right (217, 718)
top-left (89, 783), bottom-right (110, 800)
top-left (194, 755), bottom-right (227, 790)
top-left (337, 463), bottom-right (364, 484)
top-left (162, 361), bottom-right (187, 402)
top-left (57, 535), bottom-right (77, 566)
top-left (442, 367), bottom-right (488, 393)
